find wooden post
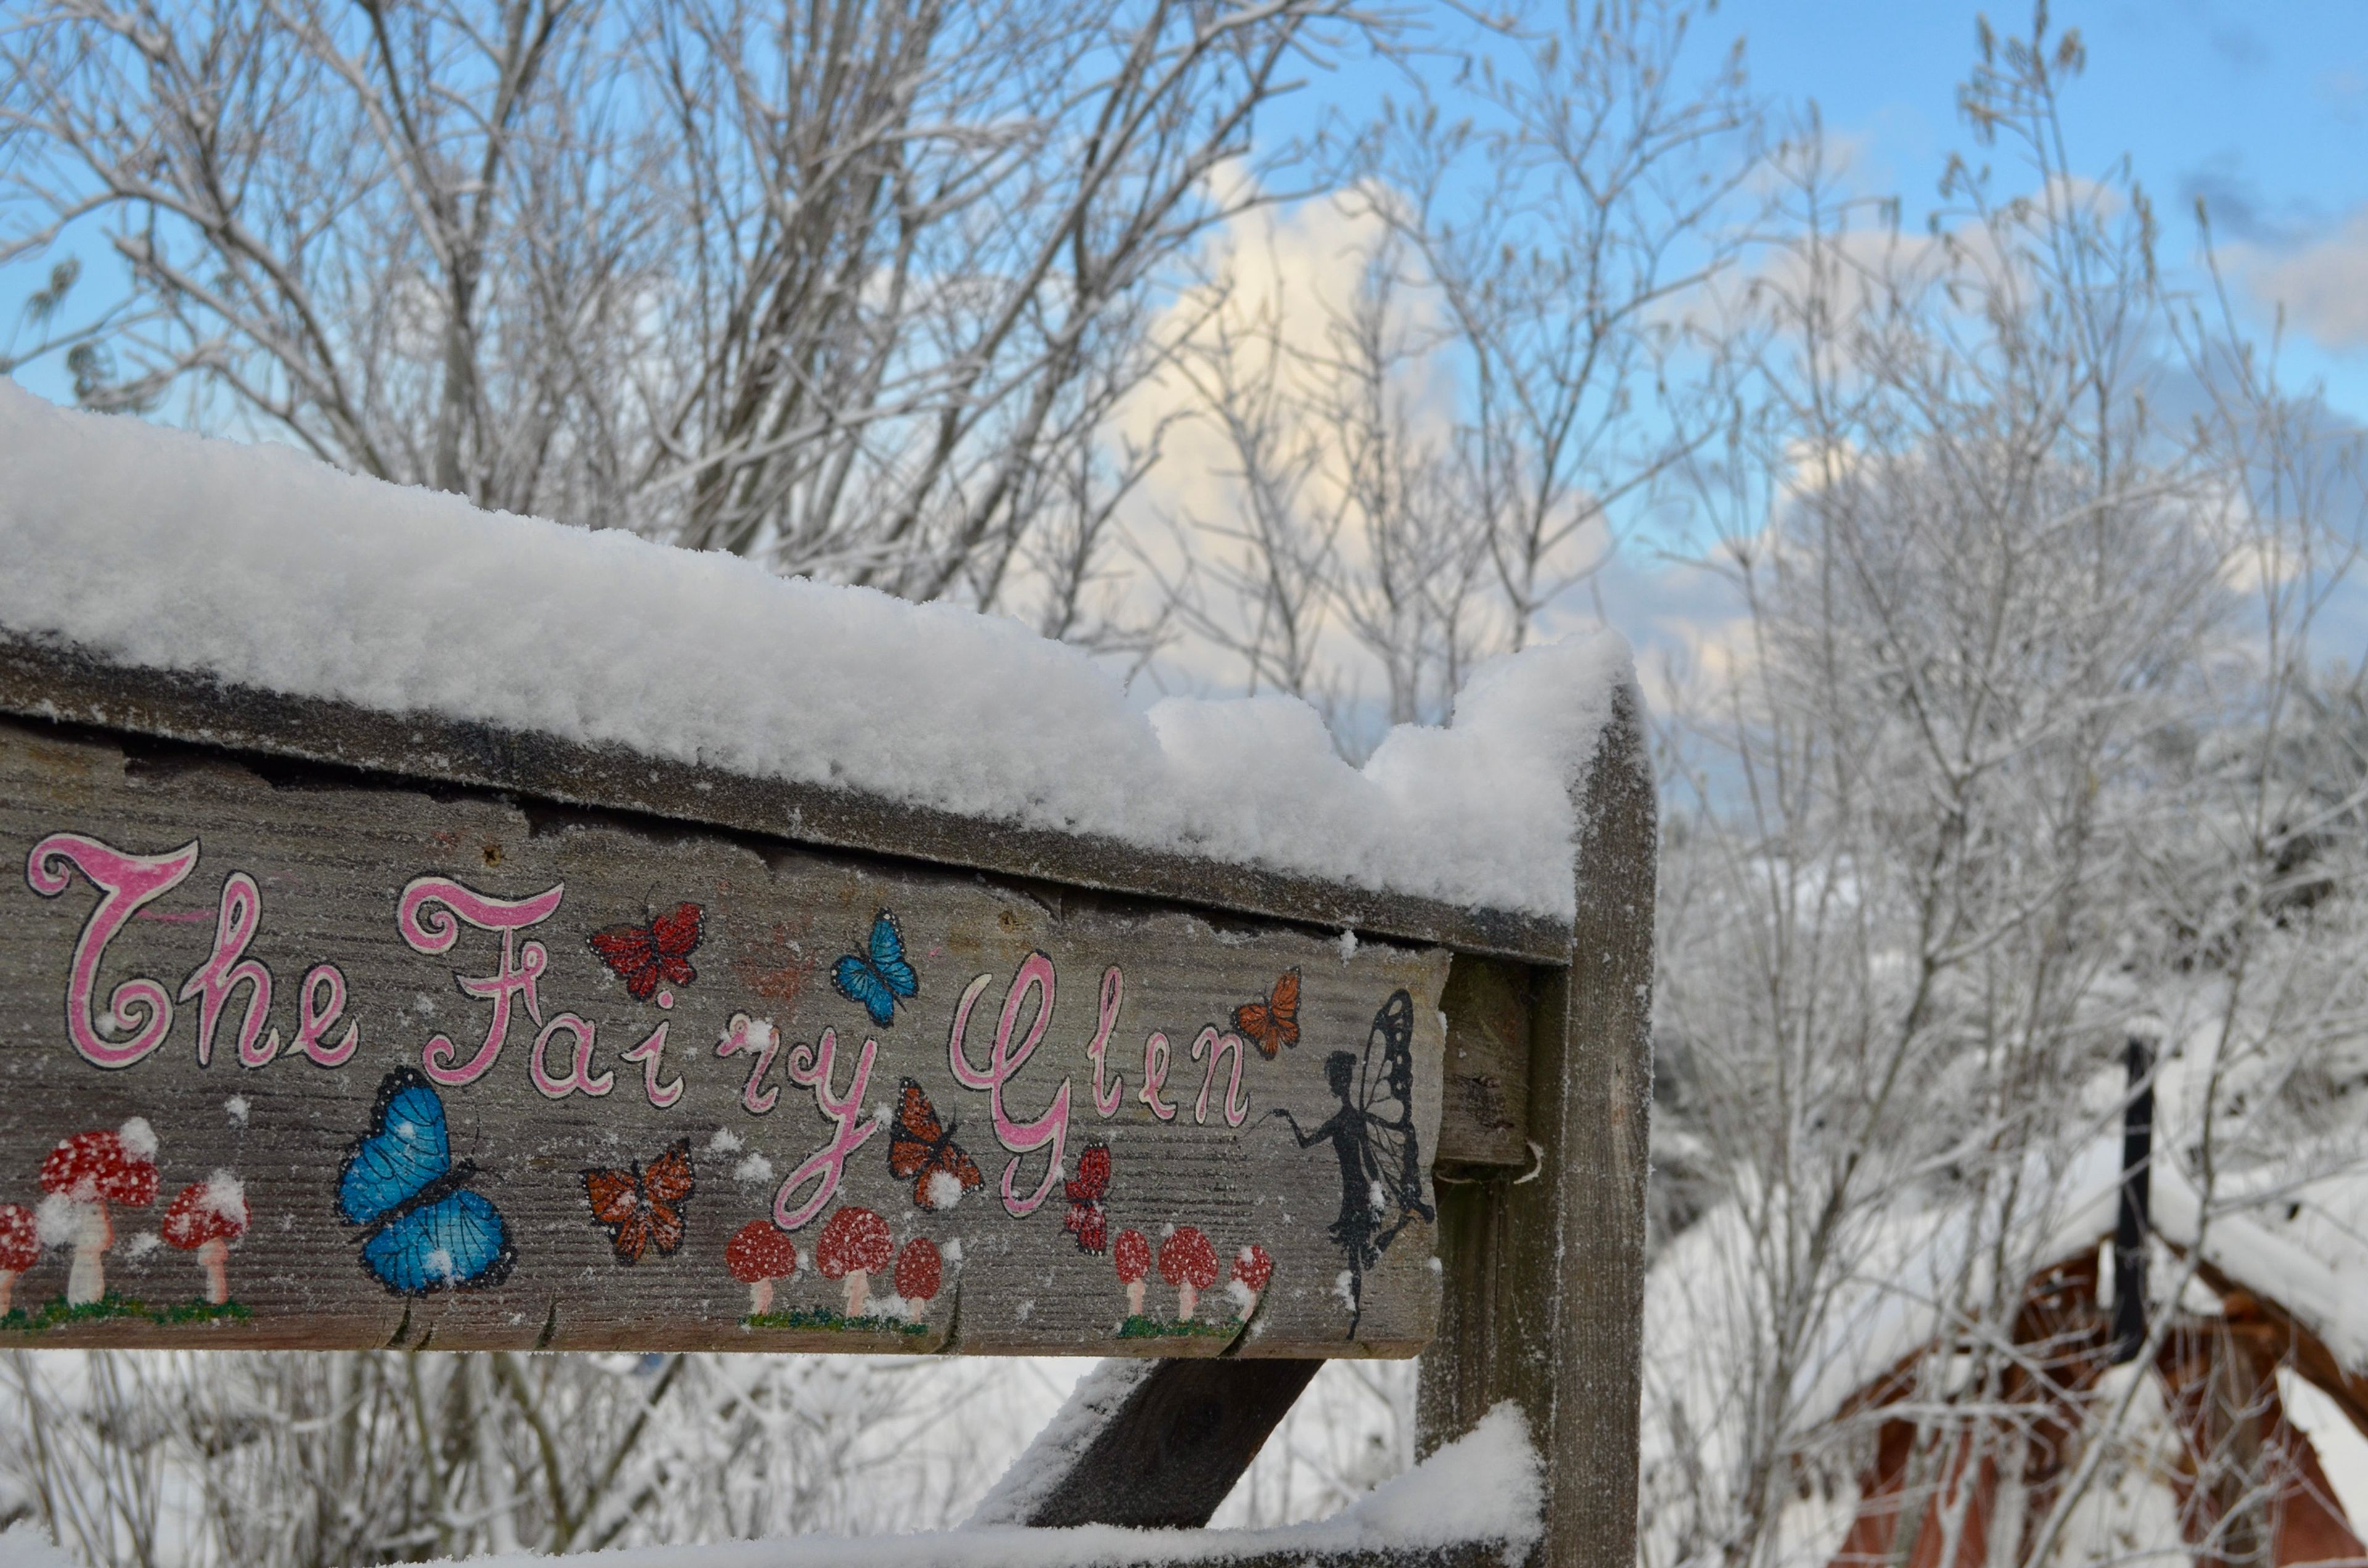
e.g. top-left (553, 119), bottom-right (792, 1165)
top-left (1419, 682), bottom-right (1656, 1567)
top-left (979, 1358), bottom-right (1324, 1529)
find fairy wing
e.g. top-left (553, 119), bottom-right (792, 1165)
top-left (1354, 989), bottom-right (1431, 1240)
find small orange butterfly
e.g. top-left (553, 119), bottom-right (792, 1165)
top-left (583, 1139), bottom-right (695, 1265)
top-left (1232, 968), bottom-right (1301, 1058)
top-left (887, 1078), bottom-right (984, 1210)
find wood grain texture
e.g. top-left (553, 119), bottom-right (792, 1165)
top-left (1416, 681), bottom-right (1656, 1568)
top-left (0, 715), bottom-right (1449, 1356)
top-left (1434, 958), bottom-right (1532, 1168)
top-left (1009, 1359), bottom-right (1324, 1528)
top-left (0, 636), bottom-right (1569, 965)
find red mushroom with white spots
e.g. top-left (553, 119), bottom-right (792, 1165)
top-left (38, 1119), bottom-right (160, 1305)
top-left (161, 1173), bottom-right (250, 1305)
top-left (726, 1221), bottom-right (797, 1316)
top-left (1114, 1229), bottom-right (1151, 1318)
top-left (814, 1206), bottom-right (893, 1319)
top-left (1159, 1226), bottom-right (1219, 1321)
top-left (1230, 1244), bottom-right (1274, 1318)
top-left (0, 1204), bottom-right (37, 1315)
top-left (894, 1236), bottom-right (942, 1322)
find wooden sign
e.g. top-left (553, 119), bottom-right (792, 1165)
top-left (0, 716), bottom-right (1448, 1354)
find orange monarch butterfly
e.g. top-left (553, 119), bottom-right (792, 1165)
top-left (887, 1078), bottom-right (984, 1210)
top-left (583, 1139), bottom-right (695, 1265)
top-left (1232, 968), bottom-right (1301, 1057)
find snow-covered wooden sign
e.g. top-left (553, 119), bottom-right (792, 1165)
top-left (0, 715), bottom-right (1449, 1355)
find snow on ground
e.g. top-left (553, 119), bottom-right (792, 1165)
top-left (0, 1402), bottom-right (1537, 1568)
top-left (0, 385), bottom-right (1627, 921)
top-left (0, 1523), bottom-right (73, 1568)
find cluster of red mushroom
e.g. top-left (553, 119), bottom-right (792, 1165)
top-left (726, 1207), bottom-right (945, 1325)
top-left (0, 1122), bottom-right (251, 1313)
top-left (1111, 1226), bottom-right (1273, 1323)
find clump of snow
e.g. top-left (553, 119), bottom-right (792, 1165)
top-left (33, 1196), bottom-right (73, 1247)
top-left (123, 1231), bottom-right (162, 1259)
top-left (1337, 929), bottom-right (1358, 963)
top-left (733, 1154), bottom-right (774, 1186)
top-left (0, 1522), bottom-right (77, 1568)
top-left (1224, 1278), bottom-right (1255, 1316)
top-left (117, 1117), bottom-right (157, 1160)
top-left (196, 1172), bottom-right (245, 1220)
top-left (926, 1171), bottom-right (966, 1211)
top-left (224, 1096), bottom-right (250, 1127)
top-left (0, 384), bottom-right (1627, 920)
top-left (707, 1129), bottom-right (742, 1155)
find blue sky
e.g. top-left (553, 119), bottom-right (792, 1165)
top-left (9, 0), bottom-right (2365, 704)
top-left (13, 3), bottom-right (2365, 416)
top-left (1712, 0), bottom-right (2368, 414)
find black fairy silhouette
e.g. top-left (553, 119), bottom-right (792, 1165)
top-left (1268, 988), bottom-right (1433, 1333)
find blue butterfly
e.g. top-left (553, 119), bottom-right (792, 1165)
top-left (337, 1069), bottom-right (515, 1295)
top-left (831, 909), bottom-right (918, 1027)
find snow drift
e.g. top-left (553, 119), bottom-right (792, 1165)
top-left (0, 384), bottom-right (1628, 921)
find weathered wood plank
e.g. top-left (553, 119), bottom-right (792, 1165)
top-left (0, 636), bottom-right (1571, 965)
top-left (0, 715), bottom-right (1449, 1355)
top-left (1416, 682), bottom-right (1656, 1568)
top-left (1434, 957), bottom-right (1532, 1168)
top-left (977, 1358), bottom-right (1325, 1529)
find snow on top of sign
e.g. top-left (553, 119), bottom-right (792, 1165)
top-left (0, 385), bottom-right (1629, 920)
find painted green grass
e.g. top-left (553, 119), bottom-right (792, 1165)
top-left (1116, 1313), bottom-right (1236, 1340)
top-left (148, 1298), bottom-right (253, 1325)
top-left (1, 1291), bottom-right (155, 1332)
top-left (741, 1305), bottom-right (929, 1336)
top-left (1, 1294), bottom-right (253, 1332)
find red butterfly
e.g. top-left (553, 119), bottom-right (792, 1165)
top-left (887, 1078), bottom-right (984, 1210)
top-left (1232, 968), bottom-right (1301, 1057)
top-left (1063, 1141), bottom-right (1111, 1254)
top-left (583, 1139), bottom-right (695, 1265)
top-left (588, 903), bottom-right (705, 1001)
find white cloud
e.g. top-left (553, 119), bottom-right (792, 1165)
top-left (2239, 208), bottom-right (2368, 348)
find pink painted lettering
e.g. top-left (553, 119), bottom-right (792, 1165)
top-left (294, 963), bottom-right (360, 1065)
top-left (1190, 1027), bottom-right (1250, 1127)
top-left (621, 1021), bottom-right (683, 1108)
top-left (398, 875), bottom-right (564, 1086)
top-left (178, 872), bottom-right (280, 1069)
top-left (1084, 965), bottom-right (1125, 1117)
top-left (947, 956), bottom-right (1072, 1217)
top-left (529, 1013), bottom-right (614, 1099)
top-left (717, 1013), bottom-right (782, 1114)
top-left (773, 1028), bottom-right (881, 1229)
top-left (1138, 1030), bottom-right (1177, 1121)
top-left (26, 832), bottom-right (200, 1069)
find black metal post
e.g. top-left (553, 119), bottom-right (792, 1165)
top-left (2111, 1033), bottom-right (2155, 1363)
